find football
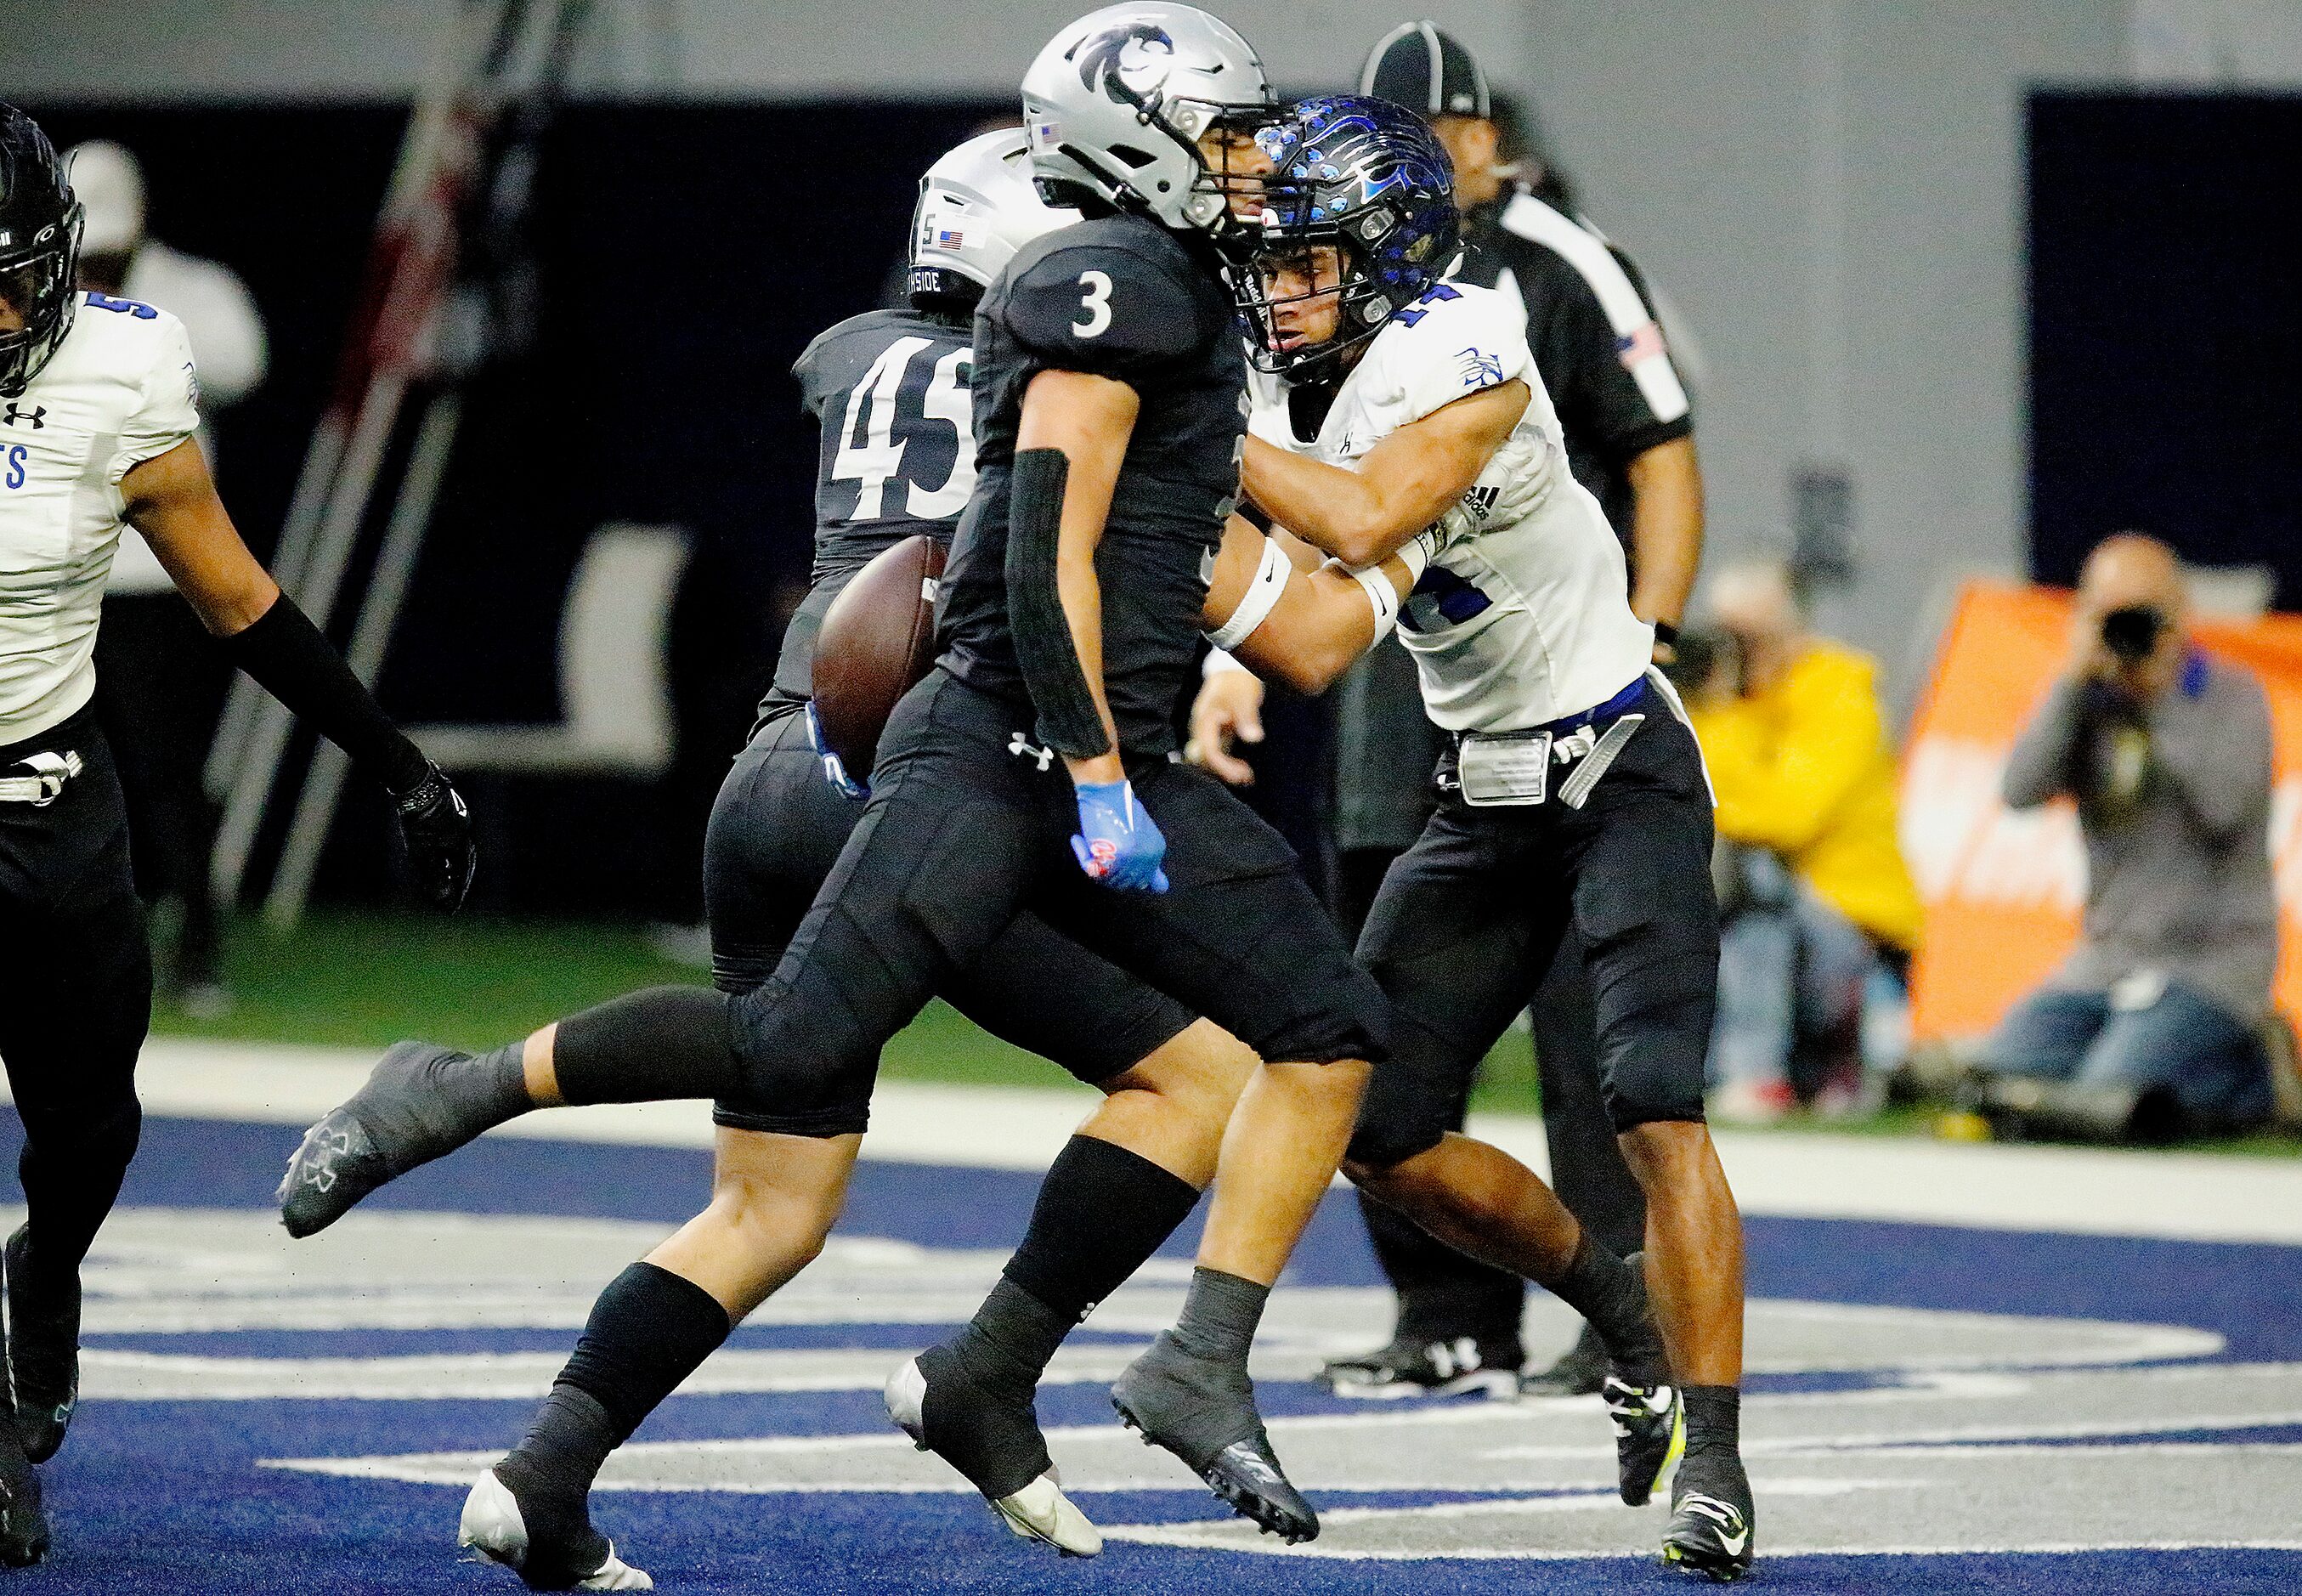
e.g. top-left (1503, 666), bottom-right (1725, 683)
top-left (810, 533), bottom-right (947, 778)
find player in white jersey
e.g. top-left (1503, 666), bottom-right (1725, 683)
top-left (0, 104), bottom-right (474, 1564)
top-left (1212, 97), bottom-right (1754, 1580)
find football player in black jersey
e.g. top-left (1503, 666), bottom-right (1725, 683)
top-left (272, 20), bottom-right (1442, 1574)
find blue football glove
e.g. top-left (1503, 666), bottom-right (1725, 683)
top-left (1070, 778), bottom-right (1170, 893)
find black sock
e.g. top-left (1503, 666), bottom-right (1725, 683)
top-left (551, 987), bottom-right (741, 1106)
top-left (1550, 1232), bottom-right (1667, 1386)
top-left (944, 1136), bottom-right (1202, 1400)
top-left (495, 1265), bottom-right (728, 1569)
top-left (495, 1387), bottom-right (619, 1571)
top-left (1167, 1266), bottom-right (1270, 1365)
top-left (557, 1261), bottom-right (733, 1440)
top-left (1005, 1136), bottom-right (1202, 1327)
top-left (1682, 1384), bottom-right (1741, 1459)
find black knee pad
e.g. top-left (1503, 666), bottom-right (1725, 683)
top-left (1598, 988), bottom-right (1714, 1131)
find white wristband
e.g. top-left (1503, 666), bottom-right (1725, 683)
top-left (1202, 647), bottom-right (1252, 678)
top-left (1202, 535), bottom-right (1290, 651)
top-left (1354, 563), bottom-right (1401, 643)
top-left (1396, 528), bottom-right (1436, 585)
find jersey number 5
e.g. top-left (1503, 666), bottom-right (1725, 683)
top-left (1072, 271), bottom-right (1113, 339)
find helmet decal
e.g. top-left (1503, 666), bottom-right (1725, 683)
top-left (1072, 20), bottom-right (1175, 106)
top-left (1235, 95), bottom-right (1461, 377)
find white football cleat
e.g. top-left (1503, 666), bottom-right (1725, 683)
top-left (885, 1356), bottom-right (1102, 1557)
top-left (990, 1470), bottom-right (1103, 1558)
top-left (458, 1467), bottom-right (653, 1591)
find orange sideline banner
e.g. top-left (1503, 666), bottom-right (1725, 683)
top-left (1900, 580), bottom-right (2302, 1042)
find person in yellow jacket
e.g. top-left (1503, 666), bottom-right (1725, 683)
top-left (1686, 560), bottom-right (1923, 1121)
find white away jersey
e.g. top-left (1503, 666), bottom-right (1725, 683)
top-left (0, 292), bottom-right (200, 739)
top-left (1247, 280), bottom-right (1653, 733)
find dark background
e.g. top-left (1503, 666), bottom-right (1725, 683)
top-left (2028, 91), bottom-right (2302, 602)
top-left (26, 98), bottom-right (1004, 915)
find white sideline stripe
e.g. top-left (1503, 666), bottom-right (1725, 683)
top-left (38, 1038), bottom-right (2302, 1246)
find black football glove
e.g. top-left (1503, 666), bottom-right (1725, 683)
top-left (392, 761), bottom-right (476, 911)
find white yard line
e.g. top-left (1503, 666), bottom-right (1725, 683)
top-left (20, 1037), bottom-right (2301, 1246)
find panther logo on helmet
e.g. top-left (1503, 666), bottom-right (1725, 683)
top-left (1072, 20), bottom-right (1174, 105)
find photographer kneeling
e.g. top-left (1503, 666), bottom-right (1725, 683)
top-left (1980, 533), bottom-right (2279, 1140)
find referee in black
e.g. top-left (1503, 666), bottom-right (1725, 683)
top-left (1321, 20), bottom-right (1707, 1401)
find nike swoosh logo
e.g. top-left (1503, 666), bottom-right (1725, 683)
top-left (1681, 1492), bottom-right (1750, 1557)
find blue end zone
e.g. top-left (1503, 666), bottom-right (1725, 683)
top-left (2, 1110), bottom-right (2295, 1593)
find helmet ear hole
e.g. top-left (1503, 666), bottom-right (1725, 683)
top-left (1106, 144), bottom-right (1158, 169)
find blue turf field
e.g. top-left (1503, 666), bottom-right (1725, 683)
top-left (5, 1110), bottom-right (2299, 1593)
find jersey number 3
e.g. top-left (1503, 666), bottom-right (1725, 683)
top-left (831, 336), bottom-right (976, 521)
top-left (1072, 270), bottom-right (1113, 339)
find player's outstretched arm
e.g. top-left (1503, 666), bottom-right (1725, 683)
top-left (1199, 515), bottom-right (1421, 693)
top-left (119, 438), bottom-right (477, 910)
top-left (1244, 380), bottom-right (1530, 568)
top-left (1187, 517), bottom-right (1427, 787)
top-left (1006, 368), bottom-right (1167, 892)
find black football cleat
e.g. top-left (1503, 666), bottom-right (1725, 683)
top-left (885, 1351), bottom-right (1100, 1555)
top-left (1603, 1374), bottom-right (1683, 1507)
top-left (1112, 1332), bottom-right (1317, 1543)
top-left (0, 1413), bottom-right (47, 1568)
top-left (1321, 1333), bottom-right (1521, 1401)
top-left (459, 1464), bottom-right (650, 1591)
top-left (1519, 1320), bottom-right (1610, 1398)
top-left (2, 1227), bottom-right (77, 1465)
top-left (1662, 1452), bottom-right (1755, 1582)
top-left (279, 1042), bottom-right (483, 1237)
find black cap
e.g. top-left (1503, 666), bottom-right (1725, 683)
top-left (1359, 20), bottom-right (1490, 120)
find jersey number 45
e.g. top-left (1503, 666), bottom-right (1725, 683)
top-left (832, 337), bottom-right (976, 522)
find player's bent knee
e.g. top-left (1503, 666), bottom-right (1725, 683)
top-left (1343, 1118), bottom-right (1440, 1179)
top-left (1105, 1020), bottom-right (1258, 1112)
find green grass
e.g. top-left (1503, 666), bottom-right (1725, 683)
top-left (153, 910), bottom-right (2301, 1157)
top-left (152, 909), bottom-right (1103, 1090)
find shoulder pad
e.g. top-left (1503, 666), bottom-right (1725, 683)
top-left (995, 227), bottom-right (1208, 377)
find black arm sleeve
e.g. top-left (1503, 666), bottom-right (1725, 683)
top-left (221, 594), bottom-right (430, 794)
top-left (1004, 447), bottom-right (1113, 760)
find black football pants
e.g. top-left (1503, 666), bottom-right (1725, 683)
top-left (0, 707), bottom-right (150, 1290)
top-left (1351, 923), bottom-right (1653, 1344)
top-left (703, 700), bottom-right (1195, 1099)
top-left (1349, 702), bottom-right (1717, 1205)
top-left (710, 671), bottom-right (1388, 1136)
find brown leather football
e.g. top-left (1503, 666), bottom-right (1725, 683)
top-left (810, 533), bottom-right (947, 778)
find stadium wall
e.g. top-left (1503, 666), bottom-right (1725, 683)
top-left (10, 0), bottom-right (2135, 678)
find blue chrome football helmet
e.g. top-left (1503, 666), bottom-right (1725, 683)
top-left (1235, 94), bottom-right (1457, 376)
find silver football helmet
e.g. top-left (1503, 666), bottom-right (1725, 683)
top-left (1020, 4), bottom-right (1274, 238)
top-left (908, 127), bottom-right (1080, 303)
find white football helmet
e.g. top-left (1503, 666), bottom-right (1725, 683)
top-left (908, 127), bottom-right (1080, 303)
top-left (1020, 4), bottom-right (1274, 238)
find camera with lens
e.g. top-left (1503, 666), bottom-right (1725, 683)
top-left (2100, 604), bottom-right (2166, 665)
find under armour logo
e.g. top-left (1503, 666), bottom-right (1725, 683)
top-left (3, 404), bottom-right (44, 429)
top-left (1008, 731), bottom-right (1055, 772)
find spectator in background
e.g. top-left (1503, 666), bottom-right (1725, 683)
top-left (72, 140), bottom-right (269, 1014)
top-left (1688, 559), bottom-right (1922, 1123)
top-left (1977, 534), bottom-right (2277, 1139)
